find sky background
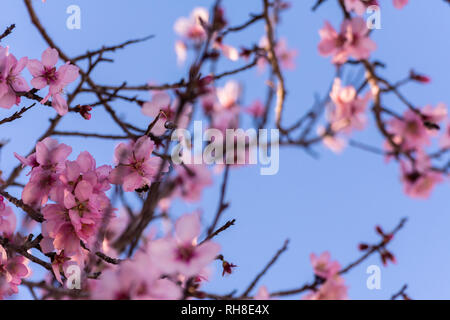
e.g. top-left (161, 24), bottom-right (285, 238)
top-left (2, 0), bottom-right (450, 300)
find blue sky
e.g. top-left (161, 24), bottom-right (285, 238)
top-left (2, 0), bottom-right (450, 299)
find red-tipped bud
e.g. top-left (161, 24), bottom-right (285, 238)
top-left (358, 243), bottom-right (369, 251)
top-left (0, 195), bottom-right (4, 211)
top-left (383, 233), bottom-right (394, 244)
top-left (410, 70), bottom-right (431, 84)
top-left (199, 75), bottom-right (214, 87)
top-left (222, 261), bottom-right (237, 277)
top-left (375, 225), bottom-right (384, 236)
top-left (78, 105), bottom-right (92, 120)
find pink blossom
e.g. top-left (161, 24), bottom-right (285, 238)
top-left (149, 212), bottom-right (221, 277)
top-left (217, 80), bottom-right (240, 109)
top-left (28, 48), bottom-right (79, 115)
top-left (214, 40), bottom-right (239, 62)
top-left (388, 110), bottom-right (431, 151)
top-left (400, 153), bottom-right (443, 199)
top-left (245, 100), bottom-right (266, 118)
top-left (317, 126), bottom-right (347, 154)
top-left (91, 252), bottom-right (181, 300)
top-left (310, 251), bottom-right (341, 279)
top-left (0, 46), bottom-right (29, 109)
top-left (344, 0), bottom-right (378, 15)
top-left (258, 37), bottom-right (297, 71)
top-left (15, 137), bottom-right (72, 208)
top-left (174, 8), bottom-right (209, 43)
top-left (318, 17), bottom-right (376, 64)
top-left (0, 246), bottom-right (30, 299)
top-left (421, 103), bottom-right (448, 130)
top-left (393, 0), bottom-right (408, 9)
top-left (328, 78), bottom-right (371, 133)
top-left (202, 81), bottom-right (241, 131)
top-left (304, 275), bottom-right (348, 300)
top-left (254, 286), bottom-right (271, 300)
top-left (172, 164), bottom-right (213, 203)
top-left (175, 40), bottom-right (188, 65)
top-left (31, 149), bottom-right (114, 257)
top-left (141, 92), bottom-right (192, 136)
top-left (0, 202), bottom-right (16, 238)
top-left (50, 251), bottom-right (79, 285)
top-left (109, 136), bottom-right (168, 192)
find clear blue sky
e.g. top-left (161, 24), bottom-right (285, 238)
top-left (2, 0), bottom-right (450, 299)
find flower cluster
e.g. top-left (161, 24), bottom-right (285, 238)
top-left (174, 7), bottom-right (238, 65)
top-left (0, 197), bottom-right (15, 238)
top-left (0, 245), bottom-right (30, 299)
top-left (318, 17), bottom-right (376, 64)
top-left (91, 212), bottom-right (220, 300)
top-left (319, 78), bottom-right (372, 153)
top-left (0, 46), bottom-right (29, 109)
top-left (344, 0), bottom-right (409, 15)
top-left (28, 48), bottom-right (79, 115)
top-left (16, 138), bottom-right (113, 260)
top-left (304, 252), bottom-right (348, 300)
top-left (0, 46), bottom-right (79, 115)
top-left (109, 136), bottom-right (168, 192)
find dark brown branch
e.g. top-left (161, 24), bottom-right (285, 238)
top-left (207, 165), bottom-right (230, 236)
top-left (199, 219), bottom-right (235, 246)
top-left (71, 35), bottom-right (154, 62)
top-left (391, 284), bottom-right (411, 300)
top-left (0, 103), bottom-right (36, 126)
top-left (0, 190), bottom-right (44, 222)
top-left (0, 24), bottom-right (15, 41)
top-left (52, 131), bottom-right (130, 140)
top-left (270, 218), bottom-right (408, 298)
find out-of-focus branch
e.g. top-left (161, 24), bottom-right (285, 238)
top-left (269, 218), bottom-right (408, 298)
top-left (0, 24), bottom-right (15, 41)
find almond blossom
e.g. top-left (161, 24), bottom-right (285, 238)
top-left (149, 212), bottom-right (221, 277)
top-left (393, 0), bottom-right (408, 9)
top-left (141, 91), bottom-right (192, 136)
top-left (171, 163), bottom-right (213, 203)
top-left (0, 245), bottom-right (30, 299)
top-left (386, 105), bottom-right (447, 152)
top-left (317, 126), bottom-right (348, 154)
top-left (0, 201), bottom-right (16, 238)
top-left (328, 78), bottom-right (371, 133)
top-left (245, 100), bottom-right (266, 118)
top-left (258, 37), bottom-right (297, 71)
top-left (90, 251), bottom-right (181, 300)
top-left (310, 251), bottom-right (341, 280)
top-left (28, 47), bottom-right (79, 115)
top-left (254, 286), bottom-right (271, 300)
top-left (15, 137), bottom-right (72, 208)
top-left (0, 46), bottom-right (29, 109)
top-left (305, 252), bottom-right (348, 300)
top-left (400, 153), bottom-right (443, 199)
top-left (174, 7), bottom-right (209, 43)
top-left (109, 136), bottom-right (168, 192)
top-left (344, 0), bottom-right (377, 15)
top-left (41, 151), bottom-right (113, 257)
top-left (304, 275), bottom-right (348, 300)
top-left (318, 17), bottom-right (376, 64)
top-left (201, 81), bottom-right (241, 132)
